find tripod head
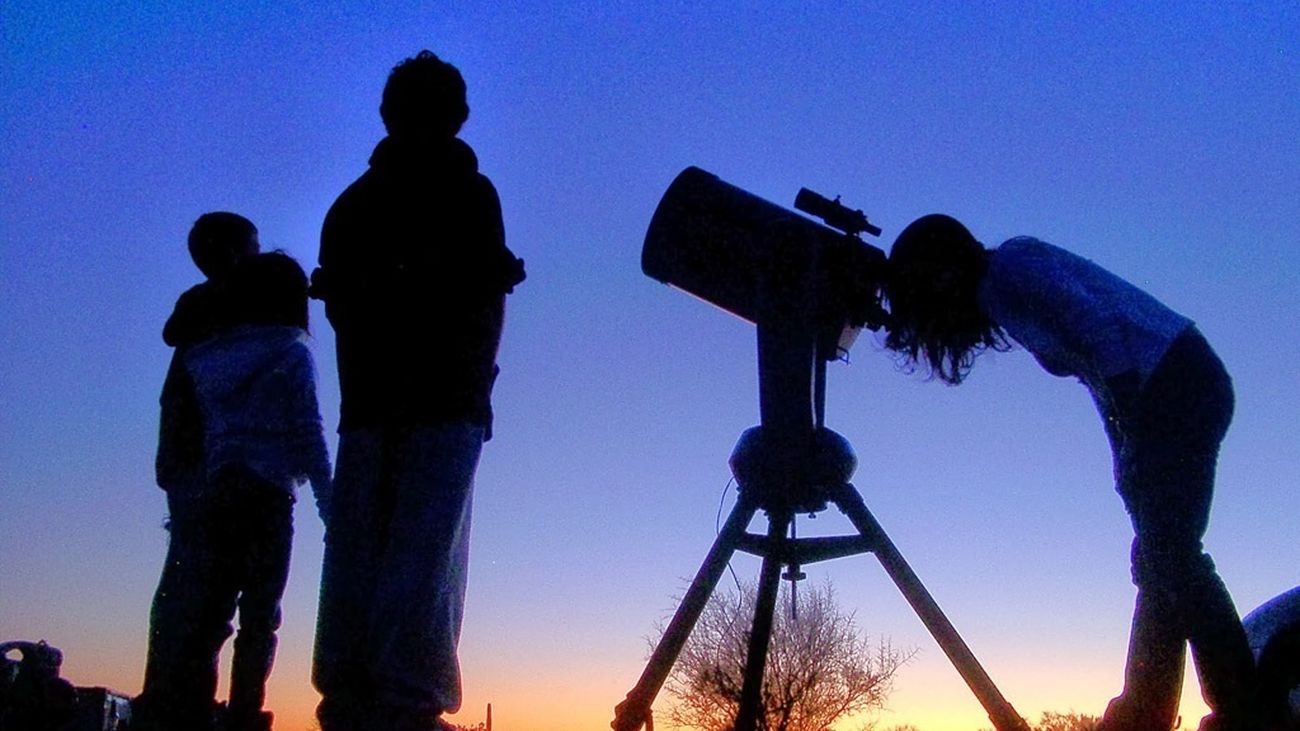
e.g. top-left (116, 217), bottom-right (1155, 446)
top-left (729, 424), bottom-right (856, 515)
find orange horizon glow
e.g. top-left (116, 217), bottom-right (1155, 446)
top-left (57, 635), bottom-right (1213, 731)
top-left (7, 5), bottom-right (1294, 731)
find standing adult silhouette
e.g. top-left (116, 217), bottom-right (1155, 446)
top-left (310, 50), bottom-right (525, 731)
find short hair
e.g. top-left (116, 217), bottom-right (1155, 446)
top-left (884, 214), bottom-right (1006, 384)
top-left (229, 251), bottom-right (309, 330)
top-left (188, 212), bottom-right (259, 279)
top-left (379, 50), bottom-right (469, 138)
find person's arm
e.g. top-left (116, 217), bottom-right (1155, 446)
top-left (312, 200), bottom-right (347, 319)
top-left (467, 175), bottom-right (522, 440)
top-left (469, 293), bottom-right (507, 401)
top-left (281, 339), bottom-right (334, 522)
top-left (163, 285), bottom-right (215, 347)
top-left (475, 174), bottom-right (525, 292)
top-left (312, 187), bottom-right (375, 331)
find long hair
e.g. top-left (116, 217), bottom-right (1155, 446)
top-left (229, 250), bottom-right (309, 331)
top-left (883, 214), bottom-right (1006, 384)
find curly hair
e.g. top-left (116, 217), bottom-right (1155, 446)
top-left (883, 214), bottom-right (1007, 384)
top-left (379, 50), bottom-right (469, 138)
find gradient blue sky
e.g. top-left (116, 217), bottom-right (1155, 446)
top-left (2, 3), bottom-right (1298, 730)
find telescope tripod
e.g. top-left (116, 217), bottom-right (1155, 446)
top-left (610, 263), bottom-right (1033, 731)
top-left (611, 425), bottom-right (1030, 731)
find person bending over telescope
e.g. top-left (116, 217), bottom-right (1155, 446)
top-left (882, 214), bottom-right (1258, 731)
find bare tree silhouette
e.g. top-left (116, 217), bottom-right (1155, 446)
top-left (659, 580), bottom-right (911, 731)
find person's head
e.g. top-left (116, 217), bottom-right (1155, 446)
top-left (884, 214), bottom-right (1004, 384)
top-left (379, 50), bottom-right (469, 140)
top-left (188, 212), bottom-right (260, 280)
top-left (229, 251), bottom-right (309, 331)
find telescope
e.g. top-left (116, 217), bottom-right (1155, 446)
top-left (642, 166), bottom-right (887, 364)
top-left (614, 168), bottom-right (1031, 731)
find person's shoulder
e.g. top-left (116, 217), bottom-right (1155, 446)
top-left (989, 236), bottom-right (1068, 268)
top-left (175, 280), bottom-right (217, 303)
top-left (328, 147), bottom-right (389, 205)
top-left (321, 169), bottom-right (378, 241)
top-left (995, 236), bottom-right (1052, 254)
top-left (329, 168), bottom-right (378, 208)
top-left (980, 237), bottom-right (1078, 303)
top-left (198, 324), bottom-right (308, 356)
top-left (165, 281), bottom-right (226, 345)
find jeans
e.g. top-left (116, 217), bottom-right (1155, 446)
top-left (136, 468), bottom-right (294, 731)
top-left (313, 422), bottom-right (483, 731)
top-left (1103, 328), bottom-right (1256, 731)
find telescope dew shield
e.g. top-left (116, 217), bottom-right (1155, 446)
top-left (642, 167), bottom-right (840, 326)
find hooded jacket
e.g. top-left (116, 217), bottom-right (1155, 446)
top-left (184, 325), bottom-right (332, 508)
top-left (313, 135), bottom-right (524, 432)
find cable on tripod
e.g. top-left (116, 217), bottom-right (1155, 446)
top-left (715, 476), bottom-right (746, 601)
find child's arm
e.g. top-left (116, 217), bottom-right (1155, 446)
top-left (164, 283), bottom-right (222, 347)
top-left (307, 442), bottom-right (333, 525)
top-left (283, 338), bottom-right (334, 522)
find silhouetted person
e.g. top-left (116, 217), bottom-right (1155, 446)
top-left (883, 214), bottom-right (1257, 731)
top-left (137, 232), bottom-right (332, 731)
top-left (156, 212), bottom-right (262, 496)
top-left (139, 211), bottom-right (261, 731)
top-left (309, 50), bottom-right (524, 731)
top-left (1243, 587), bottom-right (1300, 729)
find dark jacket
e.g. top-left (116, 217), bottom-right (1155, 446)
top-left (313, 136), bottom-right (524, 432)
top-left (156, 281), bottom-right (230, 491)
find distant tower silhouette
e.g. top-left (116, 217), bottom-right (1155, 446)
top-left (486, 703), bottom-right (492, 731)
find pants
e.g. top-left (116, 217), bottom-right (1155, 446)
top-left (1103, 328), bottom-right (1256, 731)
top-left (136, 468), bottom-right (294, 731)
top-left (313, 422), bottom-right (483, 731)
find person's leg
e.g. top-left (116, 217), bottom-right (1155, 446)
top-left (1184, 557), bottom-right (1258, 731)
top-left (314, 429), bottom-right (385, 731)
top-left (1111, 330), bottom-right (1255, 731)
top-left (367, 423), bottom-right (483, 731)
top-left (226, 471), bottom-right (295, 728)
top-left (1103, 561), bottom-right (1188, 731)
top-left (137, 489), bottom-right (240, 731)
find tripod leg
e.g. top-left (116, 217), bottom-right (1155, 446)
top-left (734, 511), bottom-right (793, 731)
top-left (833, 484), bottom-right (1031, 731)
top-left (612, 494), bottom-right (761, 731)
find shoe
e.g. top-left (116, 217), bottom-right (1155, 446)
top-left (1198, 712), bottom-right (1266, 731)
top-left (1097, 694), bottom-right (1182, 731)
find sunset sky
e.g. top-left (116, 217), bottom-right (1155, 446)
top-left (2, 3), bottom-right (1298, 730)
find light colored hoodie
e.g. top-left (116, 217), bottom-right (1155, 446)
top-left (184, 325), bottom-right (332, 512)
